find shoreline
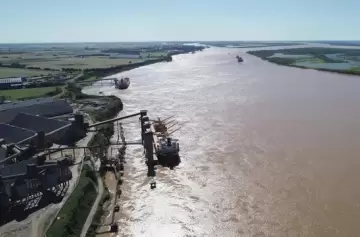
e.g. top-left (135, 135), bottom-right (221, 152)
top-left (252, 55), bottom-right (360, 76)
top-left (80, 48), bottom-right (206, 236)
top-left (0, 45), bottom-right (203, 237)
top-left (247, 50), bottom-right (360, 77)
top-left (76, 47), bottom-right (205, 84)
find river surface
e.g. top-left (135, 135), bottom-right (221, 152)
top-left (83, 47), bottom-right (360, 237)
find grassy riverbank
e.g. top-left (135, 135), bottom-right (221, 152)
top-left (44, 85), bottom-right (122, 237)
top-left (46, 165), bottom-right (97, 237)
top-left (248, 48), bottom-right (360, 76)
top-left (48, 45), bottom-right (205, 236)
top-left (0, 86), bottom-right (62, 100)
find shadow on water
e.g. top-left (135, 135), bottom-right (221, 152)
top-left (0, 184), bottom-right (68, 226)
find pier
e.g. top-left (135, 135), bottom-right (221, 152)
top-left (78, 110), bottom-right (181, 234)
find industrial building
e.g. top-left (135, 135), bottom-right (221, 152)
top-left (0, 98), bottom-right (87, 217)
top-left (0, 98), bottom-right (73, 123)
top-left (0, 123), bottom-right (37, 144)
top-left (0, 156), bottom-right (73, 215)
top-left (0, 77), bottom-right (25, 89)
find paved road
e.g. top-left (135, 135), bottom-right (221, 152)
top-left (80, 175), bottom-right (104, 237)
top-left (68, 73), bottom-right (84, 83)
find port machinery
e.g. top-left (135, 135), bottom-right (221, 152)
top-left (74, 77), bottom-right (130, 90)
top-left (84, 110), bottom-right (182, 174)
top-left (0, 110), bottom-right (182, 222)
top-left (35, 110), bottom-right (182, 186)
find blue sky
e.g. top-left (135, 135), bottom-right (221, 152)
top-left (1, 0), bottom-right (360, 43)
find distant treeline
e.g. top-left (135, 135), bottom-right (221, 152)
top-left (247, 48), bottom-right (345, 65)
top-left (0, 62), bottom-right (60, 71)
top-left (0, 62), bottom-right (26, 68)
top-left (74, 53), bottom-right (109, 57)
top-left (209, 42), bottom-right (302, 48)
top-left (25, 81), bottom-right (65, 88)
top-left (62, 68), bottom-right (82, 72)
top-left (83, 56), bottom-right (172, 77)
top-left (247, 48), bottom-right (360, 76)
top-left (27, 66), bottom-right (61, 71)
top-left (83, 46), bottom-right (205, 77)
top-left (102, 45), bottom-right (205, 55)
top-left (248, 47), bottom-right (360, 58)
top-left (313, 41), bottom-right (360, 47)
top-left (160, 45), bottom-right (205, 52)
top-left (102, 48), bottom-right (142, 54)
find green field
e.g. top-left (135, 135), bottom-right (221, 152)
top-left (248, 48), bottom-right (360, 76)
top-left (0, 67), bottom-right (49, 77)
top-left (295, 57), bottom-right (325, 64)
top-left (0, 52), bottom-right (144, 70)
top-left (0, 86), bottom-right (60, 100)
top-left (349, 66), bottom-right (360, 72)
top-left (25, 57), bottom-right (144, 70)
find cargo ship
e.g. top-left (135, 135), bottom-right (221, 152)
top-left (156, 137), bottom-right (181, 169)
top-left (236, 55), bottom-right (244, 63)
top-left (114, 77), bottom-right (130, 90)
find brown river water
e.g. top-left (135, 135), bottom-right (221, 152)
top-left (83, 47), bottom-right (360, 237)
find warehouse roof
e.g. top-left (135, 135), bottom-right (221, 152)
top-left (0, 77), bottom-right (23, 84)
top-left (0, 158), bottom-right (37, 177)
top-left (0, 98), bottom-right (53, 110)
top-left (0, 99), bottom-right (73, 123)
top-left (10, 113), bottom-right (71, 134)
top-left (0, 123), bottom-right (37, 144)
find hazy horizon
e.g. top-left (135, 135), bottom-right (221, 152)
top-left (1, 40), bottom-right (360, 45)
top-left (1, 0), bottom-right (360, 43)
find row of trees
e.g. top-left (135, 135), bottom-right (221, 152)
top-left (0, 62), bottom-right (60, 71)
top-left (83, 56), bottom-right (172, 77)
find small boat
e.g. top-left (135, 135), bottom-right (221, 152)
top-left (114, 77), bottom-right (130, 90)
top-left (236, 55), bottom-right (244, 63)
top-left (156, 137), bottom-right (181, 169)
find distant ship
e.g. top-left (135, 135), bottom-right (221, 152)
top-left (114, 77), bottom-right (130, 90)
top-left (236, 55), bottom-right (244, 63)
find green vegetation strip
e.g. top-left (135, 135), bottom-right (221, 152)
top-left (86, 188), bottom-right (111, 237)
top-left (247, 47), bottom-right (360, 76)
top-left (0, 86), bottom-right (62, 100)
top-left (0, 67), bottom-right (49, 77)
top-left (46, 165), bottom-right (97, 237)
top-left (349, 66), bottom-right (360, 72)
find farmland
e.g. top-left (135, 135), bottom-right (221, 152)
top-left (0, 86), bottom-right (61, 100)
top-left (0, 52), bottom-right (144, 70)
top-left (23, 57), bottom-right (143, 70)
top-left (0, 43), bottom-right (205, 99)
top-left (0, 43), bottom-right (205, 76)
top-left (0, 67), bottom-right (50, 77)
